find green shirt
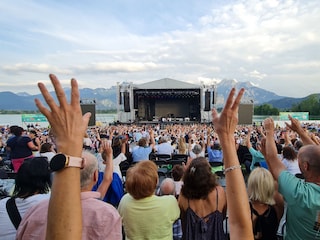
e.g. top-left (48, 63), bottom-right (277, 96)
top-left (118, 194), bottom-right (180, 240)
top-left (279, 171), bottom-right (320, 240)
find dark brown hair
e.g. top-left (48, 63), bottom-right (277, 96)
top-left (181, 157), bottom-right (218, 199)
top-left (282, 146), bottom-right (297, 161)
top-left (172, 164), bottom-right (184, 181)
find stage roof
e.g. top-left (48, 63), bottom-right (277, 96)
top-left (134, 78), bottom-right (200, 89)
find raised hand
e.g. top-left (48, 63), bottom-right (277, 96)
top-left (212, 88), bottom-right (244, 137)
top-left (35, 74), bottom-right (91, 157)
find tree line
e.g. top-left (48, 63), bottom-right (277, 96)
top-left (254, 94), bottom-right (320, 116)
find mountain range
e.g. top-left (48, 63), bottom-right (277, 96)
top-left (0, 79), bottom-right (316, 111)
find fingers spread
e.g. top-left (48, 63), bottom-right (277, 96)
top-left (37, 82), bottom-right (58, 112)
top-left (50, 74), bottom-right (68, 109)
top-left (34, 98), bottom-right (51, 117)
top-left (231, 88), bottom-right (245, 111)
top-left (224, 88), bottom-right (236, 109)
top-left (70, 78), bottom-right (81, 107)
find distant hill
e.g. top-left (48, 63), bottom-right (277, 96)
top-left (0, 79), bottom-right (317, 111)
top-left (266, 94), bottom-right (320, 110)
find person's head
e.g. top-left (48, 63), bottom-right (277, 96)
top-left (12, 126), bottom-right (24, 137)
top-left (80, 151), bottom-right (98, 190)
top-left (171, 164), bottom-right (184, 181)
top-left (29, 129), bottom-right (37, 138)
top-left (138, 137), bottom-right (147, 147)
top-left (181, 157), bottom-right (218, 199)
top-left (297, 145), bottom-right (320, 180)
top-left (40, 143), bottom-right (54, 153)
top-left (192, 144), bottom-right (202, 155)
top-left (112, 136), bottom-right (122, 158)
top-left (126, 160), bottom-right (158, 200)
top-left (9, 125), bottom-right (19, 134)
top-left (282, 146), bottom-right (297, 161)
top-left (159, 178), bottom-right (176, 196)
top-left (13, 157), bottom-right (51, 198)
top-left (294, 140), bottom-right (303, 152)
top-left (247, 167), bottom-right (275, 205)
top-left (212, 143), bottom-right (221, 150)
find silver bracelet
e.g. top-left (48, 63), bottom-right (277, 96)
top-left (224, 165), bottom-right (241, 174)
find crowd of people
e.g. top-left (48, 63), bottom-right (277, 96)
top-left (0, 74), bottom-right (319, 240)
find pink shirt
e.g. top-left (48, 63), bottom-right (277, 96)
top-left (16, 191), bottom-right (122, 240)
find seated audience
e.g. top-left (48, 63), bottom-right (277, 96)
top-left (0, 157), bottom-right (51, 240)
top-left (16, 149), bottom-right (122, 240)
top-left (247, 167), bottom-right (283, 240)
top-left (33, 75), bottom-right (254, 240)
top-left (118, 160), bottom-right (180, 240)
top-left (178, 157), bottom-right (227, 239)
top-left (35, 142), bottom-right (56, 162)
top-left (132, 130), bottom-right (155, 162)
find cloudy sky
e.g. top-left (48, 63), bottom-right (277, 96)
top-left (0, 0), bottom-right (319, 97)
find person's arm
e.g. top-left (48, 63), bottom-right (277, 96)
top-left (149, 129), bottom-right (155, 149)
top-left (285, 115), bottom-right (315, 145)
top-left (97, 140), bottom-right (113, 198)
top-left (283, 131), bottom-right (292, 146)
top-left (35, 74), bottom-right (91, 240)
top-left (206, 128), bottom-right (211, 147)
top-left (212, 88), bottom-right (253, 240)
top-left (27, 140), bottom-right (39, 151)
top-left (262, 118), bottom-right (287, 180)
top-left (246, 129), bottom-right (252, 149)
top-left (257, 126), bottom-right (265, 138)
top-left (310, 132), bottom-right (320, 145)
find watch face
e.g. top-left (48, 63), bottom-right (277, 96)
top-left (50, 154), bottom-right (66, 171)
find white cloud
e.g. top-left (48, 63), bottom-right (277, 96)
top-left (0, 0), bottom-right (319, 98)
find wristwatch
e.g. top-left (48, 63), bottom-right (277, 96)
top-left (50, 153), bottom-right (85, 171)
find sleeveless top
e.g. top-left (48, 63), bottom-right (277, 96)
top-left (250, 202), bottom-right (278, 240)
top-left (184, 188), bottom-right (225, 240)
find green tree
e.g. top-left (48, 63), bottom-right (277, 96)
top-left (254, 104), bottom-right (279, 115)
top-left (291, 95), bottom-right (320, 115)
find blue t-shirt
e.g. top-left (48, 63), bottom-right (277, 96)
top-left (132, 146), bottom-right (152, 162)
top-left (278, 171), bottom-right (320, 240)
top-left (207, 147), bottom-right (223, 162)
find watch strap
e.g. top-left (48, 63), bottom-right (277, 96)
top-left (65, 155), bottom-right (85, 168)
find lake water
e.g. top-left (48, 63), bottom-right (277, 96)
top-left (1, 114), bottom-right (319, 128)
top-left (0, 114), bottom-right (117, 128)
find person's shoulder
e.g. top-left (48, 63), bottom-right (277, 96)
top-left (0, 196), bottom-right (10, 207)
top-left (20, 198), bottom-right (50, 221)
top-left (157, 195), bottom-right (178, 205)
top-left (88, 198), bottom-right (120, 214)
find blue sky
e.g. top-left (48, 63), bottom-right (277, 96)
top-left (0, 0), bottom-right (319, 97)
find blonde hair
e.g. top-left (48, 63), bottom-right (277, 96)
top-left (178, 136), bottom-right (187, 154)
top-left (126, 161), bottom-right (158, 200)
top-left (247, 167), bottom-right (275, 205)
